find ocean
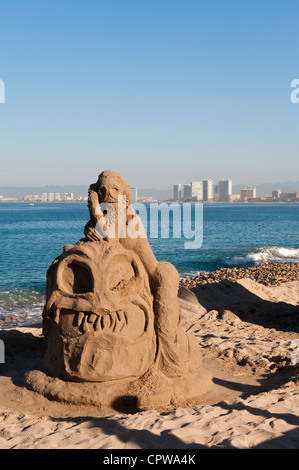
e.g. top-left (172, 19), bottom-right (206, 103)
top-left (0, 202), bottom-right (299, 327)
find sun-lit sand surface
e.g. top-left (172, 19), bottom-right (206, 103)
top-left (0, 278), bottom-right (298, 449)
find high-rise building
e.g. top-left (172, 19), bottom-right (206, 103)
top-left (173, 184), bottom-right (182, 201)
top-left (183, 184), bottom-right (192, 200)
top-left (130, 187), bottom-right (138, 203)
top-left (64, 192), bottom-right (74, 201)
top-left (183, 182), bottom-right (203, 201)
top-left (48, 192), bottom-right (55, 202)
top-left (214, 184), bottom-right (219, 201)
top-left (55, 192), bottom-right (61, 201)
top-left (41, 192), bottom-right (47, 202)
top-left (272, 189), bottom-right (281, 199)
top-left (280, 192), bottom-right (299, 201)
top-left (203, 179), bottom-right (214, 201)
top-left (190, 181), bottom-right (203, 201)
top-left (218, 179), bottom-right (232, 201)
top-left (23, 194), bottom-right (39, 202)
top-left (240, 187), bottom-right (256, 201)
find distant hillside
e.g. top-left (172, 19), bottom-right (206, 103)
top-left (137, 188), bottom-right (173, 200)
top-left (0, 185), bottom-right (173, 200)
top-left (0, 185), bottom-right (88, 198)
top-left (1, 181), bottom-right (299, 200)
top-left (233, 181), bottom-right (299, 197)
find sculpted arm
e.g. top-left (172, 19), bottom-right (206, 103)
top-left (84, 184), bottom-right (106, 241)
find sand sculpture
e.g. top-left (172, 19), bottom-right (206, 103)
top-left (24, 171), bottom-right (210, 408)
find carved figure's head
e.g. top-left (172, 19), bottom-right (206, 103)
top-left (96, 170), bottom-right (132, 207)
top-left (43, 241), bottom-right (156, 382)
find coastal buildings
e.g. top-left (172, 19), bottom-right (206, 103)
top-left (240, 187), bottom-right (257, 201)
top-left (183, 184), bottom-right (191, 200)
top-left (130, 187), bottom-right (138, 203)
top-left (182, 182), bottom-right (203, 201)
top-left (271, 190), bottom-right (299, 201)
top-left (64, 192), bottom-right (74, 201)
top-left (23, 194), bottom-right (39, 202)
top-left (272, 189), bottom-right (281, 199)
top-left (0, 196), bottom-right (17, 202)
top-left (0, 191), bottom-right (86, 203)
top-left (176, 178), bottom-right (230, 202)
top-left (172, 179), bottom-right (299, 203)
top-left (1, 181), bottom-right (299, 204)
top-left (218, 179), bottom-right (233, 202)
top-left (190, 182), bottom-right (203, 201)
top-left (173, 184), bottom-right (181, 201)
top-left (280, 192), bottom-right (299, 201)
top-left (203, 179), bottom-right (214, 201)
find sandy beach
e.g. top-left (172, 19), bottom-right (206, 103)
top-left (0, 271), bottom-right (298, 450)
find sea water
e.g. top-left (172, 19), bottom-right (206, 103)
top-left (0, 202), bottom-right (298, 327)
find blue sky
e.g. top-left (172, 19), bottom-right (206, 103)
top-left (0, 0), bottom-right (298, 188)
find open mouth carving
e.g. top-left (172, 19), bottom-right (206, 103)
top-left (43, 241), bottom-right (157, 382)
top-left (60, 308), bottom-right (129, 334)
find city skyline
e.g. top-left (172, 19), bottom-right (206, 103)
top-left (0, 1), bottom-right (298, 188)
top-left (1, 176), bottom-right (299, 203)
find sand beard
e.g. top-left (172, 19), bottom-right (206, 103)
top-left (94, 196), bottom-right (203, 249)
top-left (94, 196), bottom-right (147, 240)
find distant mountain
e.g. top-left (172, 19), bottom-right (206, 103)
top-left (233, 181), bottom-right (299, 197)
top-left (0, 185), bottom-right (88, 199)
top-left (137, 188), bottom-right (173, 200)
top-left (0, 185), bottom-right (173, 200)
top-left (1, 181), bottom-right (299, 200)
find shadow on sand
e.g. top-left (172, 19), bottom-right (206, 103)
top-left (179, 279), bottom-right (299, 333)
top-left (0, 279), bottom-right (298, 448)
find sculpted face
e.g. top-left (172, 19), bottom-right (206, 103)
top-left (97, 171), bottom-right (132, 206)
top-left (43, 241), bottom-right (156, 382)
top-left (26, 170), bottom-right (205, 408)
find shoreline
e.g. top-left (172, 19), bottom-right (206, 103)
top-left (179, 261), bottom-right (299, 289)
top-left (1, 200), bottom-right (299, 204)
top-left (1, 262), bottom-right (298, 329)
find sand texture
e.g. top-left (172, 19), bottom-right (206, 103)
top-left (0, 278), bottom-right (298, 449)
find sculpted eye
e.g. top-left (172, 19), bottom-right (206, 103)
top-left (64, 262), bottom-right (94, 294)
top-left (109, 262), bottom-right (135, 292)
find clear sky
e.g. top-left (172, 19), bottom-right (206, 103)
top-left (0, 0), bottom-right (298, 188)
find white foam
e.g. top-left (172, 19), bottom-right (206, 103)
top-left (225, 246), bottom-right (299, 266)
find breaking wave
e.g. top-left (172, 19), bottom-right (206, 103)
top-left (225, 247), bottom-right (299, 266)
top-left (0, 288), bottom-right (44, 328)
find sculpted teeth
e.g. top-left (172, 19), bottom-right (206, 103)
top-left (74, 310), bottom-right (127, 333)
top-left (88, 313), bottom-right (97, 324)
top-left (77, 311), bottom-right (84, 327)
top-left (94, 316), bottom-right (101, 331)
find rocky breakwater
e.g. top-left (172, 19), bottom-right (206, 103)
top-left (180, 262), bottom-right (299, 289)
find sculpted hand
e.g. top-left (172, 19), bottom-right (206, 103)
top-left (85, 224), bottom-right (102, 242)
